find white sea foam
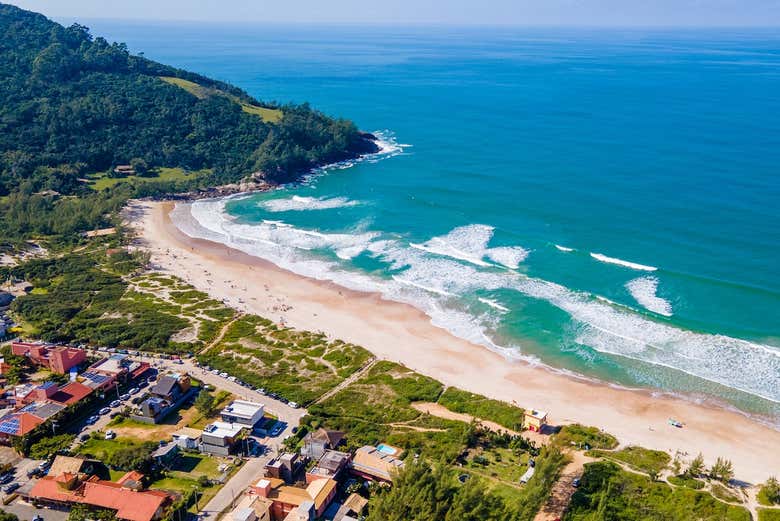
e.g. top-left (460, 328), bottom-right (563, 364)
top-left (486, 246), bottom-right (529, 269)
top-left (478, 297), bottom-right (510, 313)
top-left (174, 201), bottom-right (780, 405)
top-left (590, 252), bottom-right (657, 271)
top-left (413, 224), bottom-right (528, 269)
top-left (626, 277), bottom-right (673, 316)
top-left (555, 244), bottom-right (574, 252)
top-left (261, 195), bottom-right (360, 212)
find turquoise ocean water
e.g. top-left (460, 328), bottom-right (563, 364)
top-left (85, 21), bottom-right (780, 419)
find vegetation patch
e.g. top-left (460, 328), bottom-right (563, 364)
top-left (586, 445), bottom-right (670, 476)
top-left (565, 461), bottom-right (750, 521)
top-left (438, 387), bottom-right (525, 431)
top-left (553, 423), bottom-right (618, 450)
top-left (198, 315), bottom-right (371, 404)
top-left (668, 474), bottom-right (705, 490)
top-left (758, 509), bottom-right (780, 521)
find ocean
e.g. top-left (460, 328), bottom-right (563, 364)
top-left (83, 20), bottom-right (780, 419)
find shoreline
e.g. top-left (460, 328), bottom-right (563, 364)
top-left (129, 199), bottom-right (780, 484)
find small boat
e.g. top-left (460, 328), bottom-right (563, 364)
top-left (668, 418), bottom-right (683, 428)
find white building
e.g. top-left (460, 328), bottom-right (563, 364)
top-left (220, 399), bottom-right (265, 427)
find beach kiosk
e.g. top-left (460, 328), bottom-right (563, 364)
top-left (524, 410), bottom-right (548, 432)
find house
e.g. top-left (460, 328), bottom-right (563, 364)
top-left (249, 477), bottom-right (337, 521)
top-left (0, 411), bottom-right (43, 444)
top-left (151, 442), bottom-right (179, 467)
top-left (523, 410), bottom-right (548, 432)
top-left (221, 399), bottom-right (265, 428)
top-left (11, 342), bottom-right (86, 374)
top-left (19, 401), bottom-right (65, 421)
top-left (27, 470), bottom-right (174, 521)
top-left (334, 493), bottom-right (368, 521)
top-left (48, 455), bottom-right (110, 481)
top-left (200, 421), bottom-right (245, 456)
top-left (227, 495), bottom-right (271, 521)
top-left (134, 373), bottom-right (195, 424)
top-left (300, 428), bottom-right (344, 461)
top-left (305, 450), bottom-right (350, 483)
top-left (89, 354), bottom-right (151, 385)
top-left (150, 373), bottom-right (191, 401)
top-left (171, 427), bottom-right (202, 450)
top-left (113, 165), bottom-right (135, 176)
top-left (265, 453), bottom-right (302, 484)
top-left (49, 381), bottom-right (93, 406)
top-left (350, 445), bottom-right (405, 483)
top-left (20, 381), bottom-right (59, 404)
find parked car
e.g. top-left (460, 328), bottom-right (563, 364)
top-left (173, 359), bottom-right (184, 365)
top-left (219, 372), bottom-right (229, 378)
top-left (120, 393), bottom-right (131, 401)
top-left (80, 434), bottom-right (91, 442)
top-left (131, 396), bottom-right (143, 405)
top-left (38, 461), bottom-right (51, 471)
top-left (110, 400), bottom-right (121, 408)
top-left (0, 474), bottom-right (14, 485)
top-left (211, 369), bottom-right (220, 375)
top-left (26, 468), bottom-right (43, 478)
top-left (2, 482), bottom-right (20, 494)
top-left (105, 430), bottom-right (116, 440)
top-left (572, 478), bottom-right (581, 488)
top-left (289, 402), bottom-right (299, 409)
top-left (148, 376), bottom-right (157, 384)
top-left (128, 387), bottom-right (140, 395)
top-left (137, 381), bottom-right (148, 389)
top-left (227, 376), bottom-right (237, 382)
top-left (86, 415), bottom-right (99, 425)
top-left (99, 407), bottom-right (111, 415)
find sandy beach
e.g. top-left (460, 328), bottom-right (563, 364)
top-left (129, 199), bottom-right (780, 484)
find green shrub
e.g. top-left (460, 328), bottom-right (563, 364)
top-left (554, 424), bottom-right (618, 450)
top-left (438, 387), bottom-right (524, 431)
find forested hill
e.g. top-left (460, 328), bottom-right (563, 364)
top-left (0, 3), bottom-right (377, 245)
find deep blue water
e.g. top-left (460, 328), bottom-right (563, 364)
top-left (81, 20), bottom-right (780, 417)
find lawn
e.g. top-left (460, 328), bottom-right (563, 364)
top-left (88, 166), bottom-right (210, 191)
top-left (150, 452), bottom-right (237, 513)
top-left (76, 436), bottom-right (156, 462)
top-left (464, 446), bottom-right (531, 483)
top-left (159, 76), bottom-right (282, 123)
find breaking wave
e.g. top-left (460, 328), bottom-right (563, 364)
top-left (261, 195), bottom-right (360, 212)
top-left (555, 244), bottom-right (574, 252)
top-left (175, 202), bottom-right (780, 405)
top-left (590, 252), bottom-right (658, 271)
top-left (626, 276), bottom-right (673, 316)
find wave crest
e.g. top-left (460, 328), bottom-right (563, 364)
top-left (261, 195), bottom-right (360, 212)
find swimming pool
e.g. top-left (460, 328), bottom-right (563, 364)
top-left (376, 443), bottom-right (399, 456)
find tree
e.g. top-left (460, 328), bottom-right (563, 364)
top-left (194, 390), bottom-right (216, 417)
top-left (0, 510), bottom-right (19, 521)
top-left (687, 453), bottom-right (705, 478)
top-left (129, 157), bottom-right (150, 177)
top-left (28, 434), bottom-right (75, 459)
top-left (762, 477), bottom-right (780, 504)
top-left (709, 457), bottom-right (734, 484)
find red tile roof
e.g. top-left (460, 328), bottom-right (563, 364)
top-left (29, 475), bottom-right (173, 521)
top-left (0, 412), bottom-right (44, 436)
top-left (50, 381), bottom-right (93, 406)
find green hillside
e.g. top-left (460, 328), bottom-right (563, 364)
top-left (0, 3), bottom-right (376, 246)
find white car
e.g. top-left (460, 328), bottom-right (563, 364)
top-left (105, 430), bottom-right (116, 440)
top-left (219, 372), bottom-right (229, 378)
top-left (289, 402), bottom-right (299, 409)
top-left (227, 376), bottom-right (237, 382)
